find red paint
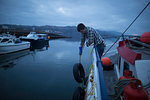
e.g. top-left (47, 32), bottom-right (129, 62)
top-left (117, 40), bottom-right (141, 65)
top-left (101, 57), bottom-right (111, 65)
top-left (140, 31), bottom-right (150, 44)
top-left (123, 78), bottom-right (148, 100)
top-left (119, 70), bottom-right (133, 80)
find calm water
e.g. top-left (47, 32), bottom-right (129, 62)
top-left (0, 38), bottom-right (116, 100)
top-left (0, 39), bottom-right (94, 100)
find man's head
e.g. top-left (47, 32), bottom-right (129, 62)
top-left (77, 23), bottom-right (86, 34)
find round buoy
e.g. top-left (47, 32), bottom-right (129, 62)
top-left (48, 36), bottom-right (51, 39)
top-left (140, 31), bottom-right (150, 44)
top-left (101, 57), bottom-right (114, 71)
top-left (101, 57), bottom-right (111, 65)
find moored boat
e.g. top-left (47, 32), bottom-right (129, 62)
top-left (20, 32), bottom-right (48, 41)
top-left (0, 36), bottom-right (30, 54)
top-left (20, 32), bottom-right (49, 50)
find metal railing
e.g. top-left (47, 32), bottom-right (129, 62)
top-left (94, 45), bottom-right (108, 100)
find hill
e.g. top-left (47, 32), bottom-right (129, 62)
top-left (0, 24), bottom-right (121, 41)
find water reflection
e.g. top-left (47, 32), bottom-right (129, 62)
top-left (30, 40), bottom-right (49, 51)
top-left (0, 39), bottom-right (113, 100)
top-left (0, 40), bottom-right (49, 69)
top-left (0, 49), bottom-right (30, 69)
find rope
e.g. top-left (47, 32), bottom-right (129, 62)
top-left (103, 1), bottom-right (150, 57)
top-left (86, 64), bottom-right (97, 100)
top-left (143, 87), bottom-right (150, 100)
top-left (112, 79), bottom-right (130, 100)
top-left (79, 55), bottom-right (81, 63)
top-left (85, 64), bottom-right (93, 92)
top-left (84, 49), bottom-right (98, 100)
top-left (144, 83), bottom-right (150, 89)
top-left (87, 82), bottom-right (97, 100)
top-left (85, 47), bottom-right (94, 72)
top-left (84, 47), bottom-right (94, 93)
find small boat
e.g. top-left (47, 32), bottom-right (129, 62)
top-left (20, 32), bottom-right (49, 50)
top-left (20, 32), bottom-right (48, 41)
top-left (0, 36), bottom-right (30, 54)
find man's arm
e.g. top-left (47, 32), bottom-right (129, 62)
top-left (80, 34), bottom-right (86, 47)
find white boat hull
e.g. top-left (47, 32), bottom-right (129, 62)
top-left (0, 42), bottom-right (30, 54)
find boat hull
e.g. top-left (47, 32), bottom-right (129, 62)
top-left (21, 38), bottom-right (49, 50)
top-left (0, 42), bottom-right (30, 54)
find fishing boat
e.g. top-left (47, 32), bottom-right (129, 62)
top-left (20, 32), bottom-right (49, 50)
top-left (20, 32), bottom-right (48, 41)
top-left (0, 36), bottom-right (30, 55)
top-left (72, 2), bottom-right (150, 100)
top-left (73, 32), bottom-right (150, 100)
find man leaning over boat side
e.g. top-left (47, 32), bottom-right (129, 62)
top-left (77, 23), bottom-right (106, 59)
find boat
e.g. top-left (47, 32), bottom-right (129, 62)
top-left (72, 2), bottom-right (150, 100)
top-left (20, 32), bottom-right (48, 41)
top-left (73, 31), bottom-right (150, 100)
top-left (20, 32), bottom-right (49, 50)
top-left (0, 36), bottom-right (30, 54)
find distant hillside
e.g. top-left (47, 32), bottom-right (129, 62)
top-left (0, 24), bottom-right (121, 41)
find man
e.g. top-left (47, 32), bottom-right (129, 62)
top-left (77, 23), bottom-right (105, 59)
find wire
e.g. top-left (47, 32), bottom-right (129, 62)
top-left (103, 1), bottom-right (150, 57)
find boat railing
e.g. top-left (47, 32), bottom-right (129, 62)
top-left (94, 45), bottom-right (108, 100)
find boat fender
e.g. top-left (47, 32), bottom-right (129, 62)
top-left (73, 63), bottom-right (85, 83)
top-left (102, 64), bottom-right (114, 71)
top-left (101, 57), bottom-right (111, 65)
top-left (72, 87), bottom-right (85, 100)
top-left (140, 31), bottom-right (150, 44)
top-left (101, 57), bottom-right (114, 71)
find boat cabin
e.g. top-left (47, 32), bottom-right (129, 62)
top-left (26, 32), bottom-right (48, 40)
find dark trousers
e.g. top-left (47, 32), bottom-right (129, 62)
top-left (96, 43), bottom-right (105, 59)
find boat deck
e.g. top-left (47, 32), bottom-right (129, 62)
top-left (103, 70), bottom-right (118, 99)
top-left (103, 39), bottom-right (150, 99)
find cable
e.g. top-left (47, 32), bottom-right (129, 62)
top-left (103, 1), bottom-right (150, 57)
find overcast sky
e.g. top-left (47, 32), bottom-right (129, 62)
top-left (0, 0), bottom-right (150, 34)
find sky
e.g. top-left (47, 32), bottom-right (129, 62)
top-left (0, 0), bottom-right (150, 34)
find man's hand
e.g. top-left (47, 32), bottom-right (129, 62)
top-left (79, 47), bottom-right (82, 55)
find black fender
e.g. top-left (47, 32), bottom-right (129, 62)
top-left (73, 63), bottom-right (85, 83)
top-left (72, 87), bottom-right (85, 100)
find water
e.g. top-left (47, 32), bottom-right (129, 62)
top-left (0, 39), bottom-right (93, 100)
top-left (0, 38), bottom-right (116, 100)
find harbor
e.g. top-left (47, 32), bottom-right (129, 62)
top-left (0, 29), bottom-right (119, 100)
top-left (0, 26), bottom-right (150, 100)
top-left (0, 39), bottom-right (94, 100)
top-left (0, 0), bottom-right (150, 100)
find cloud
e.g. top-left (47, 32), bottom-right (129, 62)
top-left (0, 0), bottom-right (149, 33)
top-left (56, 7), bottom-right (72, 16)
